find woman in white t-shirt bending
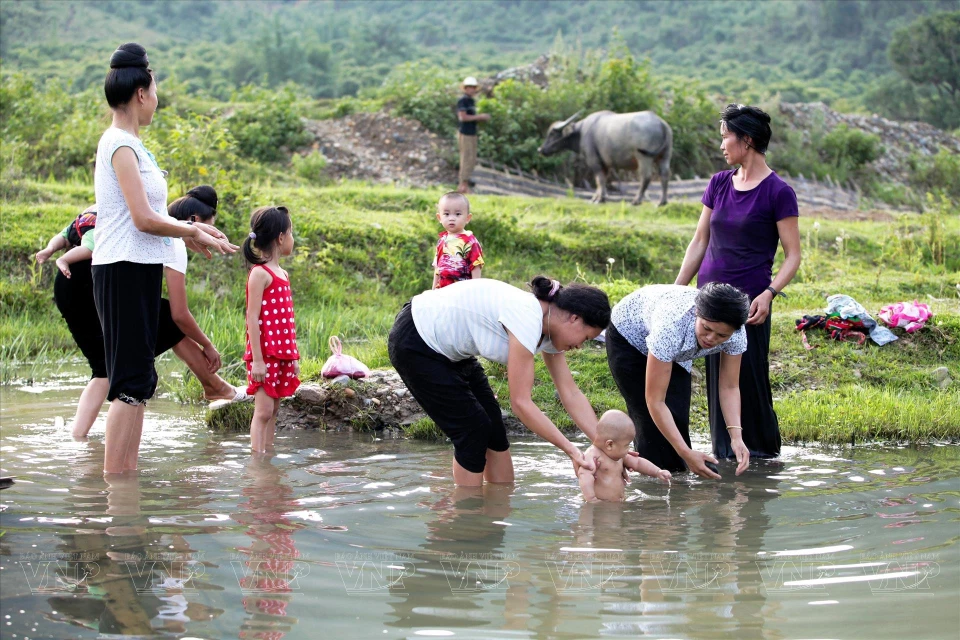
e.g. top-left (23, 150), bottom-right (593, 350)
top-left (388, 276), bottom-right (611, 487)
top-left (93, 43), bottom-right (236, 474)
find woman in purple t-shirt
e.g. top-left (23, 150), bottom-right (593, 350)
top-left (675, 104), bottom-right (801, 462)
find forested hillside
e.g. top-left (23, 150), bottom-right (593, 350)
top-left (1, 0), bottom-right (957, 127)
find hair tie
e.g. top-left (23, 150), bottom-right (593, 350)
top-left (549, 280), bottom-right (561, 299)
top-left (248, 232), bottom-right (256, 240)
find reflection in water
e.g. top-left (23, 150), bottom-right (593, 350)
top-left (41, 448), bottom-right (226, 636)
top-left (235, 454), bottom-right (304, 640)
top-left (2, 375), bottom-right (959, 639)
top-left (385, 484), bottom-right (517, 631)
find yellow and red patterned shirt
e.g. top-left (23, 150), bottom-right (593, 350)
top-left (433, 231), bottom-right (484, 289)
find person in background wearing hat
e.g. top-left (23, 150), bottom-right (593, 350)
top-left (456, 76), bottom-right (490, 194)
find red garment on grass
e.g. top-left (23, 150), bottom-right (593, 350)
top-left (244, 264), bottom-right (300, 398)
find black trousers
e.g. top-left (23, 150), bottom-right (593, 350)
top-left (707, 313), bottom-right (781, 459)
top-left (54, 260), bottom-right (107, 379)
top-left (606, 324), bottom-right (692, 472)
top-left (92, 261), bottom-right (163, 404)
top-left (387, 303), bottom-right (508, 473)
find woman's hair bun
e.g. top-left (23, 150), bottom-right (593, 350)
top-left (109, 43), bottom-right (149, 70)
top-left (186, 185), bottom-right (218, 210)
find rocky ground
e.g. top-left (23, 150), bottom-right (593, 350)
top-left (212, 368), bottom-right (534, 437)
top-left (302, 111), bottom-right (458, 188)
top-left (777, 101), bottom-right (960, 185)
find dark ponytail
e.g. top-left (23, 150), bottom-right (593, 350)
top-left (530, 275), bottom-right (611, 329)
top-left (720, 103), bottom-right (772, 154)
top-left (104, 43), bottom-right (153, 108)
top-left (695, 282), bottom-right (750, 328)
top-left (243, 205), bottom-right (292, 265)
top-left (168, 185), bottom-right (218, 223)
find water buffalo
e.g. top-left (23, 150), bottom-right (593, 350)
top-left (539, 110), bottom-right (673, 205)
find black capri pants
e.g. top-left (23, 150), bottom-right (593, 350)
top-left (606, 324), bottom-right (692, 472)
top-left (56, 261), bottom-right (185, 391)
top-left (388, 303), bottom-right (508, 473)
top-left (54, 260), bottom-right (107, 379)
top-left (92, 261), bottom-right (165, 404)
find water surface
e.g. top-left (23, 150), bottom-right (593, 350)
top-left (1, 370), bottom-right (958, 639)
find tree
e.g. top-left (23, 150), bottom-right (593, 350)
top-left (889, 11), bottom-right (960, 105)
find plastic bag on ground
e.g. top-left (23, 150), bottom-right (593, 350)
top-left (321, 336), bottom-right (371, 379)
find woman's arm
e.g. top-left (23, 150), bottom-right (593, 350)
top-left (471, 266), bottom-right (482, 279)
top-left (245, 267), bottom-right (272, 382)
top-left (165, 268), bottom-right (213, 350)
top-left (112, 147), bottom-right (235, 255)
top-left (35, 233), bottom-right (69, 264)
top-left (674, 205), bottom-right (712, 286)
top-left (506, 332), bottom-right (595, 473)
top-left (644, 353), bottom-right (721, 479)
top-left (718, 352), bottom-right (749, 475)
top-left (542, 351), bottom-right (600, 442)
top-left (748, 216), bottom-right (801, 324)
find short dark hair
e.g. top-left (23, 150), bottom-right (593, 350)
top-left (720, 104), bottom-right (772, 155)
top-left (243, 205), bottom-right (292, 265)
top-left (104, 42), bottom-right (153, 108)
top-left (530, 275), bottom-right (611, 329)
top-left (168, 185), bottom-right (218, 222)
top-left (438, 191), bottom-right (470, 214)
top-left (695, 282), bottom-right (750, 328)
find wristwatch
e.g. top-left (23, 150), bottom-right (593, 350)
top-left (765, 286), bottom-right (786, 298)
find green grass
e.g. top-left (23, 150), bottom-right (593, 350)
top-left (2, 177), bottom-right (958, 442)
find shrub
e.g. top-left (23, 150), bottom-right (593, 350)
top-left (291, 150), bottom-right (329, 185)
top-left (0, 74), bottom-right (106, 179)
top-left (910, 149), bottom-right (960, 203)
top-left (225, 86), bottom-right (312, 162)
top-left (380, 61), bottom-right (461, 137)
top-left (145, 111), bottom-right (241, 194)
top-left (820, 124), bottom-right (881, 172)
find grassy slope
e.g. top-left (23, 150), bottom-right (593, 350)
top-left (1, 179), bottom-right (957, 442)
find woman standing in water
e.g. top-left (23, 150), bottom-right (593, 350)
top-left (37, 187), bottom-right (243, 439)
top-left (675, 104), bottom-right (801, 464)
top-left (92, 43), bottom-right (234, 474)
top-left (388, 277), bottom-right (610, 487)
top-left (607, 283), bottom-right (752, 479)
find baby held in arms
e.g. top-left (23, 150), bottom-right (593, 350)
top-left (579, 410), bottom-right (672, 502)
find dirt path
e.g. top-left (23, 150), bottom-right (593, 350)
top-left (303, 112), bottom-right (458, 188)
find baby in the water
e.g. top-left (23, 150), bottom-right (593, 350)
top-left (578, 409), bottom-right (672, 502)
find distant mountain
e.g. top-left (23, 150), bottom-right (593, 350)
top-left (1, 1), bottom-right (955, 111)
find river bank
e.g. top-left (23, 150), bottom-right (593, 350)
top-left (2, 179), bottom-right (958, 441)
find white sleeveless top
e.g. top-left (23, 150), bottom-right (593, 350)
top-left (411, 279), bottom-right (558, 364)
top-left (93, 127), bottom-right (175, 265)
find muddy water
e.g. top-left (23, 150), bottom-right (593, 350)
top-left (1, 369), bottom-right (958, 639)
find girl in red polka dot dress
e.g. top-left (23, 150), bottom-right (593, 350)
top-left (242, 205), bottom-right (300, 452)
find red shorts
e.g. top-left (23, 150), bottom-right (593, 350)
top-left (246, 358), bottom-right (300, 399)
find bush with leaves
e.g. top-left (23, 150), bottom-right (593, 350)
top-left (145, 111), bottom-right (241, 195)
top-left (0, 74), bottom-right (106, 180)
top-left (224, 86), bottom-right (312, 163)
top-left (379, 61), bottom-right (461, 137)
top-left (909, 150), bottom-right (960, 204)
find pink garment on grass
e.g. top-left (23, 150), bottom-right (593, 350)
top-left (878, 300), bottom-right (932, 333)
